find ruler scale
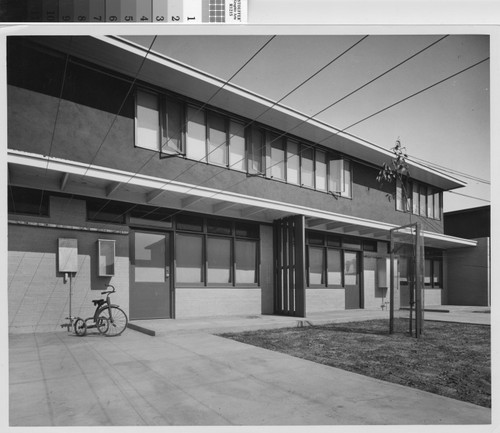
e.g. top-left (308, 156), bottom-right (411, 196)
top-left (0, 0), bottom-right (247, 22)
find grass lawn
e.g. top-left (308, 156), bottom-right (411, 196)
top-left (221, 318), bottom-right (490, 408)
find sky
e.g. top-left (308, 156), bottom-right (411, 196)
top-left (126, 33), bottom-right (491, 213)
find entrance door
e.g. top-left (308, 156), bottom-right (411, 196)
top-left (344, 251), bottom-right (361, 309)
top-left (130, 231), bottom-right (172, 320)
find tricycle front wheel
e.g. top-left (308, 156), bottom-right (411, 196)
top-left (74, 318), bottom-right (87, 337)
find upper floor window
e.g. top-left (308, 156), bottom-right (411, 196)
top-left (396, 178), bottom-right (442, 220)
top-left (135, 88), bottom-right (353, 198)
top-left (135, 90), bottom-right (160, 152)
top-left (135, 89), bottom-right (184, 156)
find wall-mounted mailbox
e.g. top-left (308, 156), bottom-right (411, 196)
top-left (98, 239), bottom-right (116, 277)
top-left (58, 238), bottom-right (78, 273)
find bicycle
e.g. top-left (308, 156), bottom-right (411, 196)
top-left (73, 284), bottom-right (128, 337)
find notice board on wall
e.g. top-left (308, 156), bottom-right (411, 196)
top-left (58, 238), bottom-right (78, 273)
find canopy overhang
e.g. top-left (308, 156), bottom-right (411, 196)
top-left (8, 149), bottom-right (476, 250)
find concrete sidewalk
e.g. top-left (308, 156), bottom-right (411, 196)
top-left (9, 308), bottom-right (491, 426)
top-left (128, 305), bottom-right (490, 336)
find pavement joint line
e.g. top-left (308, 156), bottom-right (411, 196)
top-left (105, 335), bottom-right (238, 426)
top-left (54, 332), bottom-right (114, 425)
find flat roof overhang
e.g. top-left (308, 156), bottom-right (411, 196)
top-left (8, 149), bottom-right (476, 250)
top-left (32, 35), bottom-right (466, 192)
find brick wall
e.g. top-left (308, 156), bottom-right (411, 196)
top-left (175, 289), bottom-right (261, 318)
top-left (306, 289), bottom-right (345, 312)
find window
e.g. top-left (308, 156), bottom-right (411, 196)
top-left (186, 106), bottom-right (206, 162)
top-left (267, 132), bottom-right (285, 180)
top-left (176, 214), bottom-right (203, 232)
top-left (419, 184), bottom-right (427, 217)
top-left (412, 183), bottom-right (419, 214)
top-left (309, 247), bottom-right (325, 285)
top-left (342, 160), bottom-right (352, 198)
top-left (176, 233), bottom-right (204, 283)
top-left (327, 249), bottom-right (342, 285)
top-left (396, 179), bottom-right (442, 220)
top-left (433, 190), bottom-right (441, 220)
top-left (363, 240), bottom-right (377, 252)
top-left (235, 221), bottom-right (260, 238)
top-left (427, 187), bottom-right (435, 218)
top-left (433, 259), bottom-right (442, 287)
top-left (329, 157), bottom-right (351, 198)
top-left (247, 126), bottom-right (264, 174)
top-left (136, 89), bottom-right (160, 151)
top-left (424, 259), bottom-right (432, 285)
top-left (229, 120), bottom-right (246, 171)
top-left (344, 252), bottom-right (358, 285)
top-left (399, 257), bottom-right (408, 285)
top-left (87, 197), bottom-right (128, 224)
top-left (207, 112), bottom-right (227, 166)
top-left (207, 218), bottom-right (232, 235)
top-left (315, 150), bottom-right (327, 191)
top-left (175, 215), bottom-right (260, 286)
top-left (396, 179), bottom-right (411, 212)
top-left (235, 239), bottom-right (258, 284)
top-left (207, 237), bottom-right (232, 284)
top-left (306, 231), bottom-right (367, 288)
top-left (343, 237), bottom-right (361, 250)
top-left (161, 97), bottom-right (183, 155)
top-left (301, 145), bottom-right (314, 188)
top-left (286, 139), bottom-right (300, 185)
top-left (135, 89), bottom-right (357, 197)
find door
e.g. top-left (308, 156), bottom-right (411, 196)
top-left (344, 251), bottom-right (361, 309)
top-left (130, 230), bottom-right (172, 320)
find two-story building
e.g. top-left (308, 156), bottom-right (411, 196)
top-left (6, 35), bottom-right (477, 333)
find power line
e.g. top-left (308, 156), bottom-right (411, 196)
top-left (409, 156), bottom-right (490, 185)
top-left (95, 38), bottom-right (488, 229)
top-left (447, 190), bottom-right (490, 203)
top-left (335, 57), bottom-right (490, 134)
top-left (50, 36), bottom-right (487, 233)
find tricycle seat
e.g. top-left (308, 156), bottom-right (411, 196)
top-left (92, 299), bottom-right (105, 307)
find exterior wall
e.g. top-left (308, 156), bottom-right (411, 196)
top-left (175, 289), bottom-right (261, 318)
top-left (7, 46), bottom-right (445, 233)
top-left (446, 238), bottom-right (490, 306)
top-left (8, 193), bottom-right (271, 331)
top-left (423, 289), bottom-right (443, 306)
top-left (8, 196), bottom-right (129, 334)
top-left (444, 206), bottom-right (490, 239)
top-left (306, 289), bottom-right (345, 312)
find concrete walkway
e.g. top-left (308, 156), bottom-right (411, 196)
top-left (9, 308), bottom-right (491, 426)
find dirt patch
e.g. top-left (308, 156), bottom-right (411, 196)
top-left (221, 318), bottom-right (490, 408)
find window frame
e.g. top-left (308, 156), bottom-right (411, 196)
top-left (175, 215), bottom-right (260, 287)
top-left (160, 94), bottom-right (185, 157)
top-left (395, 178), bottom-right (442, 220)
top-left (134, 88), bottom-right (161, 152)
top-left (134, 88), bottom-right (356, 198)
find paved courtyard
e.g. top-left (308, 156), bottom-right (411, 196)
top-left (9, 308), bottom-right (491, 426)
